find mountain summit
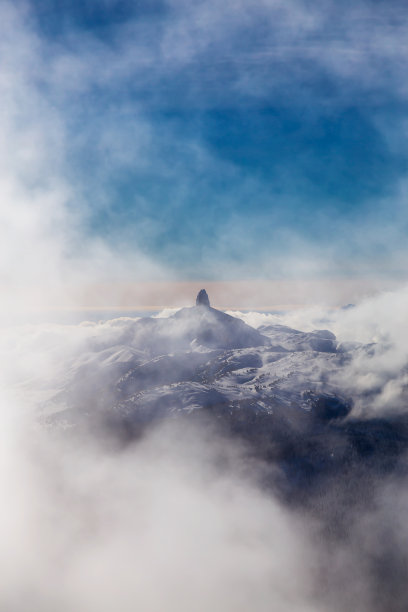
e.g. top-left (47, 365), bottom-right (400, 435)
top-left (196, 289), bottom-right (210, 307)
top-left (173, 293), bottom-right (267, 350)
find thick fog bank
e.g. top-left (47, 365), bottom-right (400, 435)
top-left (3, 404), bottom-right (408, 612)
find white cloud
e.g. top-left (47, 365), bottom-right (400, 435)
top-left (234, 284), bottom-right (408, 415)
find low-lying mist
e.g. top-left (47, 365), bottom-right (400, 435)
top-left (0, 410), bottom-right (319, 612)
top-left (3, 392), bottom-right (408, 612)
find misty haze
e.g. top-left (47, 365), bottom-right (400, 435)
top-left (2, 0), bottom-right (408, 610)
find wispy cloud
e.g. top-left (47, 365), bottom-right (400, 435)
top-left (1, 0), bottom-right (406, 283)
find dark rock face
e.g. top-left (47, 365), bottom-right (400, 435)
top-left (196, 289), bottom-right (210, 307)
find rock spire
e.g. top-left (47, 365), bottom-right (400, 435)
top-left (196, 289), bottom-right (210, 307)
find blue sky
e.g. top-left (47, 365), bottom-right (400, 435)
top-left (5, 0), bottom-right (408, 282)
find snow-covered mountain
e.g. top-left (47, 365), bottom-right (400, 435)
top-left (39, 291), bottom-right (408, 497)
top-left (46, 291), bottom-right (343, 427)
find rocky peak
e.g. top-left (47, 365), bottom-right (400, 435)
top-left (196, 289), bottom-right (210, 307)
